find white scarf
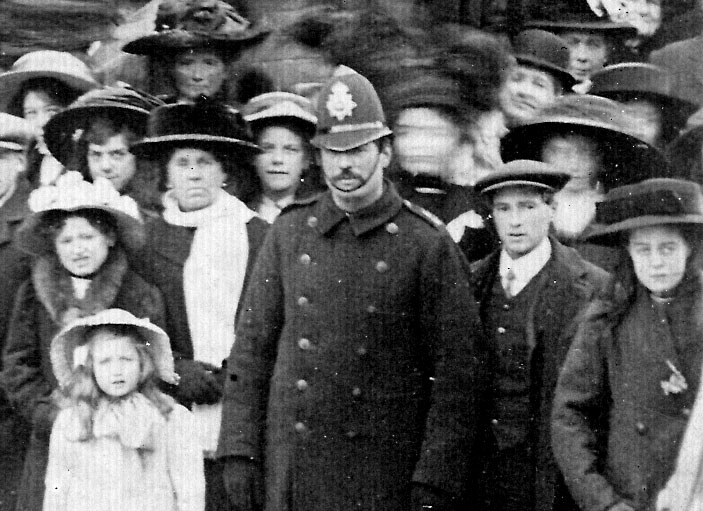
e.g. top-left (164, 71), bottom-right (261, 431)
top-left (163, 189), bottom-right (255, 453)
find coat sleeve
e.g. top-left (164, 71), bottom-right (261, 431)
top-left (1, 279), bottom-right (54, 425)
top-left (43, 410), bottom-right (71, 511)
top-left (216, 226), bottom-right (284, 460)
top-left (551, 310), bottom-right (623, 511)
top-left (166, 405), bottom-right (205, 511)
top-left (411, 232), bottom-right (484, 498)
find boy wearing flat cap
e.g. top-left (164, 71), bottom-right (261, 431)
top-left (470, 160), bottom-right (610, 511)
top-left (218, 68), bottom-right (484, 511)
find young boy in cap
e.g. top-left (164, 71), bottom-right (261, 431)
top-left (500, 29), bottom-right (577, 127)
top-left (218, 68), bottom-right (484, 511)
top-left (470, 159), bottom-right (610, 511)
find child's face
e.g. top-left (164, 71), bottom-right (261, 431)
top-left (91, 334), bottom-right (141, 398)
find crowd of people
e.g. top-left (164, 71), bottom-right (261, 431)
top-left (3, 0), bottom-right (703, 510)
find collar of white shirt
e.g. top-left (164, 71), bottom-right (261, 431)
top-left (499, 237), bottom-right (552, 296)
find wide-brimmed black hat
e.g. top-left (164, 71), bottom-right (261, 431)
top-left (43, 85), bottom-right (165, 167)
top-left (122, 0), bottom-right (267, 56)
top-left (666, 121), bottom-right (703, 184)
top-left (585, 178), bottom-right (703, 246)
top-left (501, 94), bottom-right (670, 190)
top-left (512, 29), bottom-right (576, 90)
top-left (130, 99), bottom-right (260, 159)
top-left (590, 63), bottom-right (698, 120)
top-left (525, 6), bottom-right (638, 38)
top-left (475, 159), bottom-right (570, 195)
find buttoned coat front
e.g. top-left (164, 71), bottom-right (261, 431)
top-left (217, 184), bottom-right (483, 511)
top-left (469, 239), bottom-right (610, 511)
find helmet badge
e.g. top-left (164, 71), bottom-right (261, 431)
top-left (326, 81), bottom-right (357, 121)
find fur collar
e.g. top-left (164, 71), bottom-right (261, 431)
top-left (32, 248), bottom-right (129, 326)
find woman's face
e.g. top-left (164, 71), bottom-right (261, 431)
top-left (255, 126), bottom-right (307, 198)
top-left (87, 132), bottom-right (137, 192)
top-left (628, 225), bottom-right (691, 296)
top-left (55, 216), bottom-right (114, 277)
top-left (166, 147), bottom-right (226, 211)
top-left (172, 50), bottom-right (226, 101)
top-left (23, 89), bottom-right (62, 131)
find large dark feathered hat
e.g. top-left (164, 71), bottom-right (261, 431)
top-left (130, 98), bottom-right (260, 159)
top-left (43, 85), bottom-right (165, 167)
top-left (122, 0), bottom-right (267, 56)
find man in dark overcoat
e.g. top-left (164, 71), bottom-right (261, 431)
top-left (469, 160), bottom-right (610, 511)
top-left (216, 69), bottom-right (484, 511)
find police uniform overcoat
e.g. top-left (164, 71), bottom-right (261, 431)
top-left (470, 238), bottom-right (610, 511)
top-left (552, 271), bottom-right (703, 511)
top-left (217, 182), bottom-right (483, 511)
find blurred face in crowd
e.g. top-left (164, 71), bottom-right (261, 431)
top-left (562, 31), bottom-right (609, 82)
top-left (393, 108), bottom-right (462, 178)
top-left (620, 99), bottom-right (662, 146)
top-left (611, 0), bottom-right (662, 37)
top-left (255, 126), bottom-right (307, 202)
top-left (449, 110), bottom-right (507, 186)
top-left (172, 49), bottom-right (226, 102)
top-left (166, 146), bottom-right (226, 212)
top-left (91, 332), bottom-right (141, 398)
top-left (55, 216), bottom-right (114, 277)
top-left (492, 185), bottom-right (554, 259)
top-left (500, 65), bottom-right (562, 126)
top-left (23, 89), bottom-right (62, 132)
top-left (542, 134), bottom-right (602, 193)
top-left (628, 225), bottom-right (691, 296)
top-left (87, 131), bottom-right (137, 192)
top-left (0, 149), bottom-right (25, 199)
top-left (320, 140), bottom-right (391, 212)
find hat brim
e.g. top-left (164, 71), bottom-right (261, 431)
top-left (51, 311), bottom-right (178, 389)
top-left (584, 216), bottom-right (703, 246)
top-left (526, 20), bottom-right (637, 36)
top-left (44, 105), bottom-right (150, 167)
top-left (122, 28), bottom-right (268, 56)
top-left (501, 120), bottom-right (670, 189)
top-left (311, 127), bottom-right (393, 151)
top-left (516, 55), bottom-right (577, 90)
top-left (130, 134), bottom-right (261, 160)
top-left (596, 91), bottom-right (698, 121)
top-left (16, 205), bottom-right (145, 257)
top-left (0, 70), bottom-right (97, 113)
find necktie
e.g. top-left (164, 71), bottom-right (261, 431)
top-left (503, 268), bottom-right (516, 298)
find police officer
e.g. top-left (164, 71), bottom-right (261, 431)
top-left (217, 69), bottom-right (483, 511)
top-left (470, 160), bottom-right (610, 511)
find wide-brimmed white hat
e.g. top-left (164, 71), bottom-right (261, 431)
top-left (51, 308), bottom-right (179, 389)
top-left (16, 171), bottom-right (144, 256)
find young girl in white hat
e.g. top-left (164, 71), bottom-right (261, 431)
top-left (43, 308), bottom-right (204, 511)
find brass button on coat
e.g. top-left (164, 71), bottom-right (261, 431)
top-left (296, 379), bottom-right (308, 391)
top-left (298, 338), bottom-right (311, 350)
top-left (375, 261), bottom-right (389, 273)
top-left (307, 216), bottom-right (318, 228)
top-left (352, 387), bottom-right (362, 397)
top-left (356, 346), bottom-right (367, 356)
top-left (385, 222), bottom-right (399, 234)
top-left (294, 422), bottom-right (307, 433)
top-left (298, 296), bottom-right (309, 306)
top-left (635, 421), bottom-right (647, 435)
top-left (497, 327), bottom-right (506, 334)
top-left (300, 253), bottom-right (311, 265)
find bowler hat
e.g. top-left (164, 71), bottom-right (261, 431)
top-left (44, 85), bottom-right (165, 167)
top-left (475, 159), bottom-right (570, 194)
top-left (386, 66), bottom-right (464, 116)
top-left (0, 50), bottom-right (98, 113)
top-left (501, 94), bottom-right (670, 190)
top-left (242, 91), bottom-right (317, 132)
top-left (311, 69), bottom-right (393, 151)
top-left (585, 178), bottom-right (703, 246)
top-left (512, 30), bottom-right (576, 90)
top-left (590, 63), bottom-right (697, 121)
top-left (51, 308), bottom-right (179, 389)
top-left (122, 0), bottom-right (267, 56)
top-left (129, 99), bottom-right (260, 160)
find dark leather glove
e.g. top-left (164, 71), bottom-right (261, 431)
top-left (410, 483), bottom-right (455, 511)
top-left (32, 401), bottom-right (59, 441)
top-left (173, 359), bottom-right (223, 405)
top-left (222, 456), bottom-right (264, 511)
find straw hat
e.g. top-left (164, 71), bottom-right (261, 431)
top-left (51, 308), bottom-right (179, 389)
top-left (475, 159), bottom-right (571, 195)
top-left (242, 91), bottom-right (317, 131)
top-left (16, 171), bottom-right (144, 256)
top-left (43, 85), bottom-right (165, 167)
top-left (585, 178), bottom-right (703, 246)
top-left (0, 50), bottom-right (98, 113)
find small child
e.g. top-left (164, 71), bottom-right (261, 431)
top-left (43, 309), bottom-right (204, 511)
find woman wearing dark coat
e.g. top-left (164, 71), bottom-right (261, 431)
top-left (1, 172), bottom-right (164, 511)
top-left (128, 99), bottom-right (267, 511)
top-left (552, 178), bottom-right (703, 511)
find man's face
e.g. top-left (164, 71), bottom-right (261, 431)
top-left (500, 65), bottom-right (561, 125)
top-left (319, 140), bottom-right (390, 208)
top-left (562, 31), bottom-right (608, 82)
top-left (612, 0), bottom-right (662, 37)
top-left (87, 132), bottom-right (137, 192)
top-left (393, 107), bottom-right (461, 177)
top-left (541, 134), bottom-right (602, 193)
top-left (492, 186), bottom-right (554, 259)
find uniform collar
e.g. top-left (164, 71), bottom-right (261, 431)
top-left (316, 180), bottom-right (403, 237)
